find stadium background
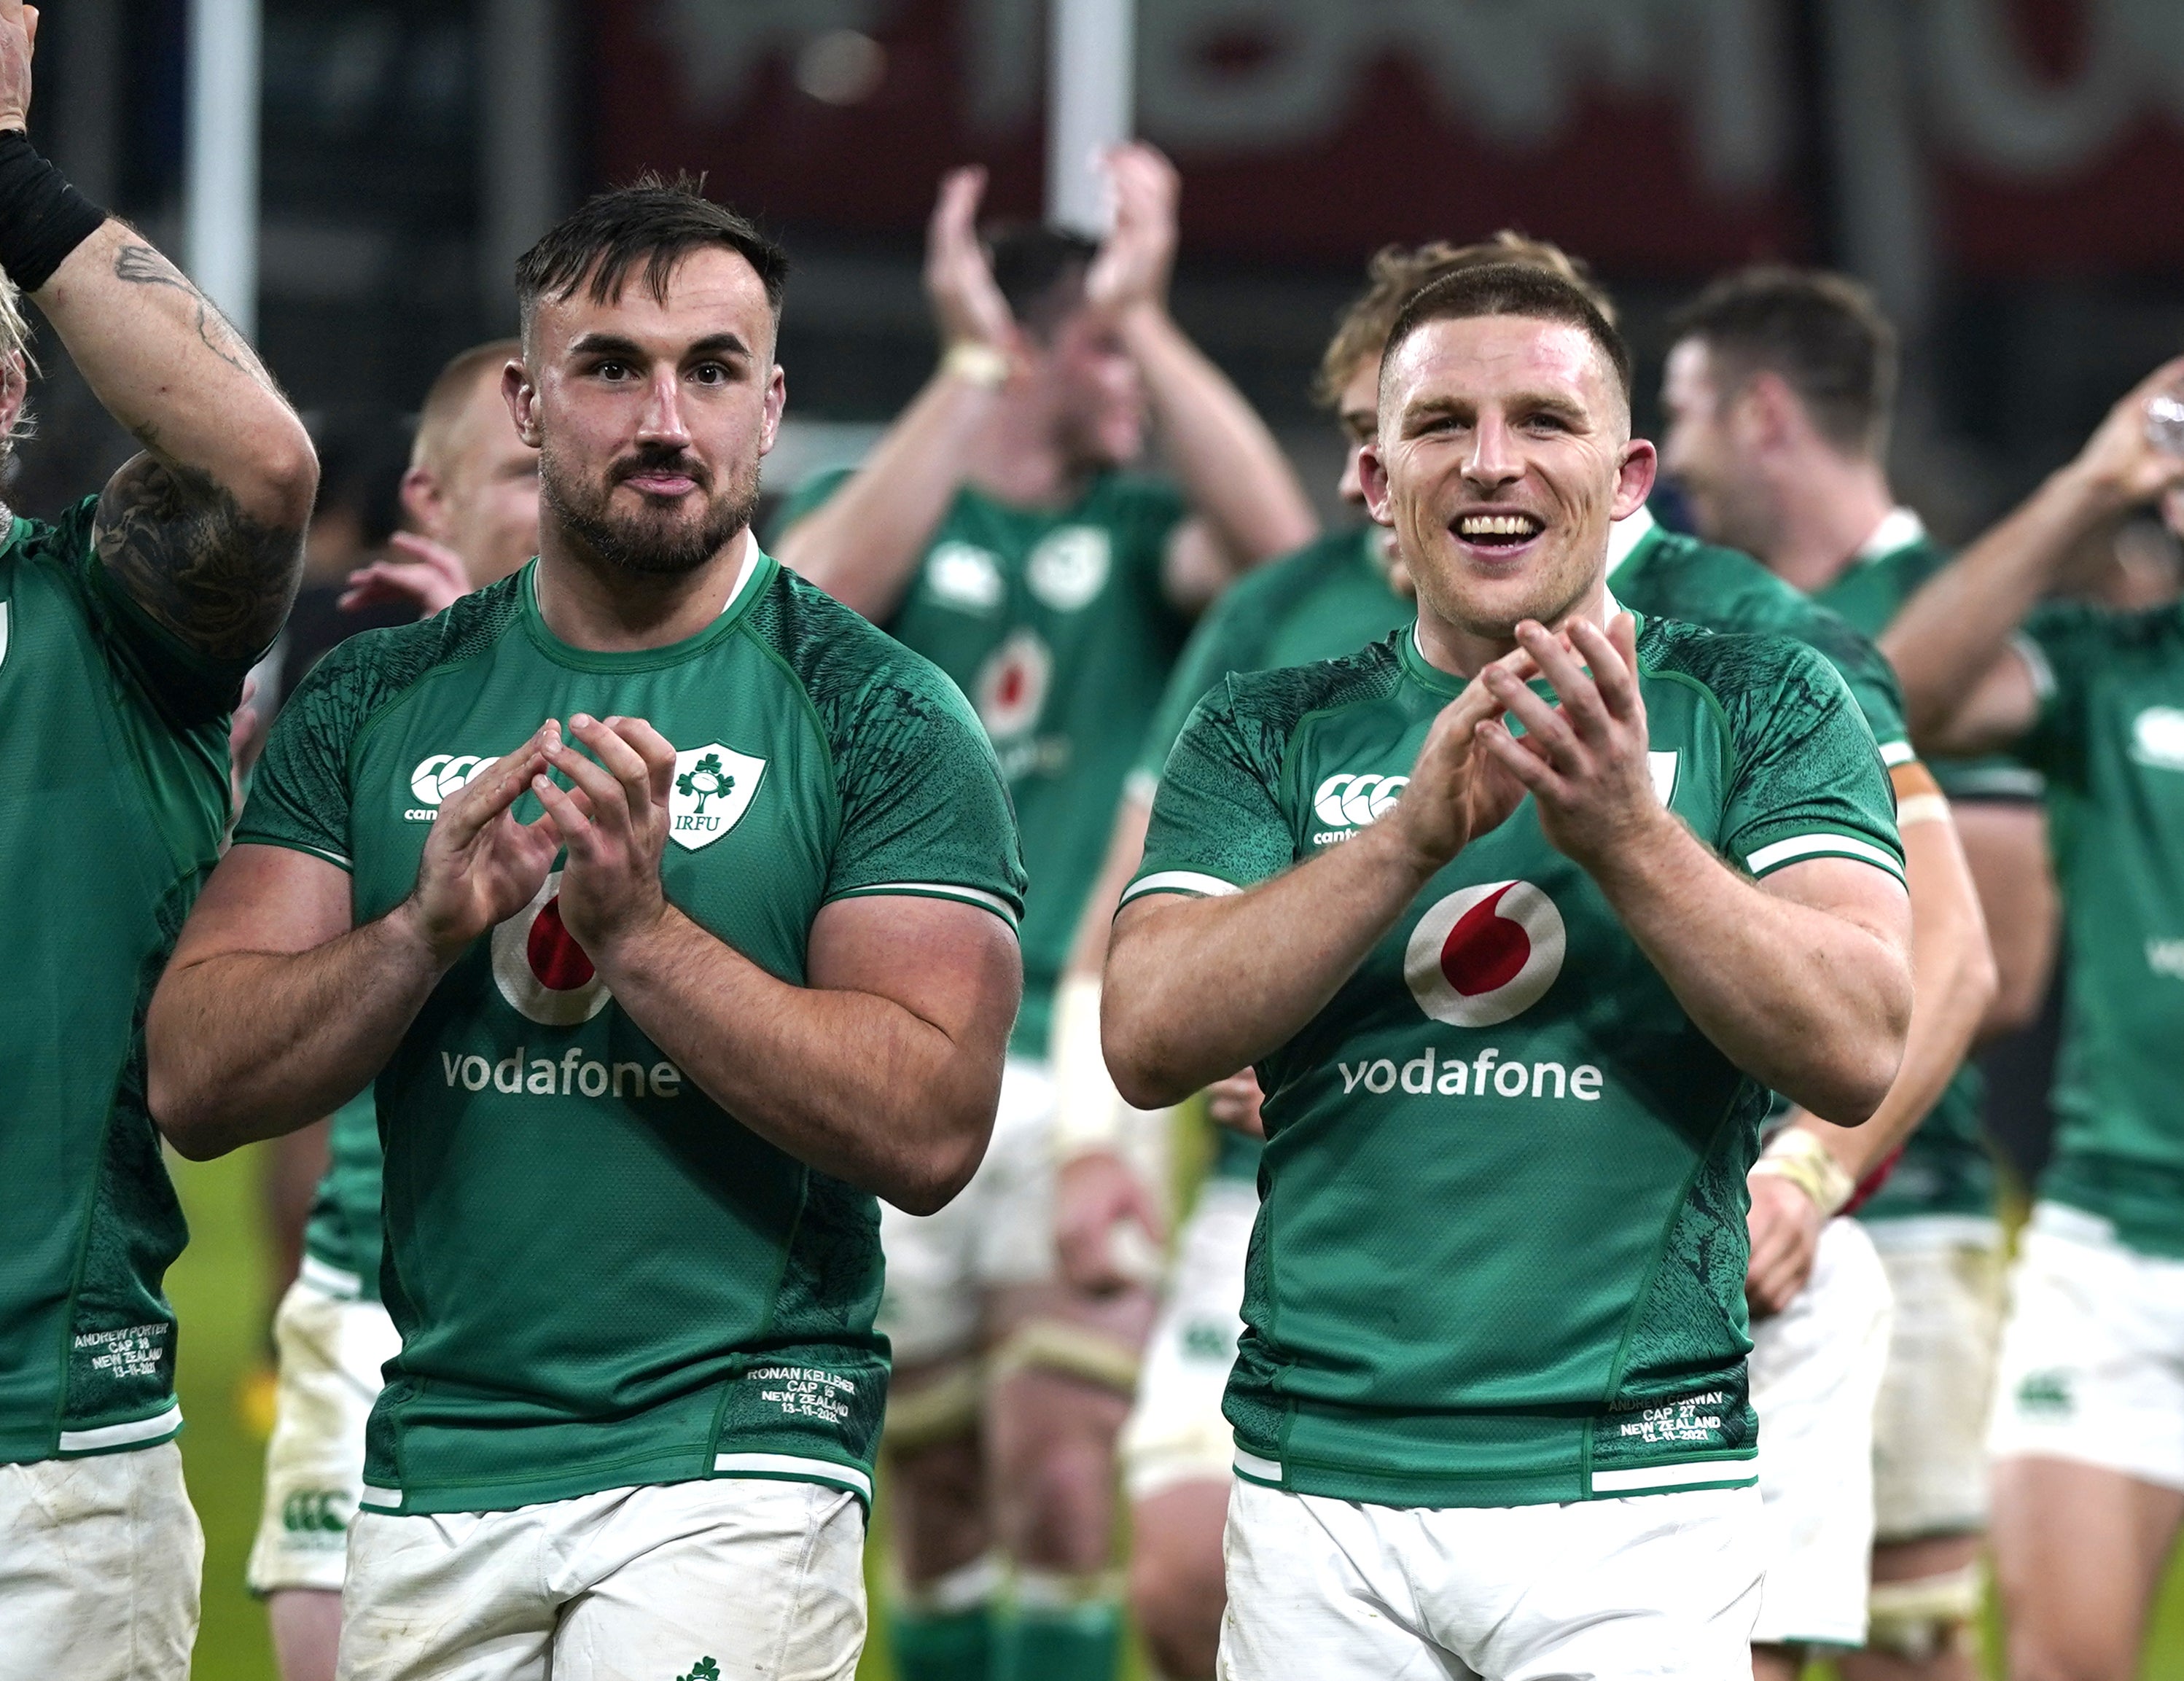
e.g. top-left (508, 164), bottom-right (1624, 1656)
top-left (18, 0), bottom-right (2183, 1672)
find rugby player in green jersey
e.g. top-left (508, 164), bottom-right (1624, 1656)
top-left (1887, 360), bottom-right (2184, 1681)
top-left (1660, 268), bottom-right (2011, 1680)
top-left (1104, 262), bottom-right (1915, 1680)
top-left (776, 147), bottom-right (1313, 1681)
top-left (1044, 234), bottom-right (1609, 1681)
top-left (147, 183), bottom-right (1026, 1681)
top-left (0, 3), bottom-right (318, 1668)
top-left (243, 340), bottom-right (539, 1681)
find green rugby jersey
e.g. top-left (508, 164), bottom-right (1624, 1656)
top-left (236, 550), bottom-right (1025, 1514)
top-left (1809, 510), bottom-right (1999, 1224)
top-left (1130, 526), bottom-right (1413, 1187)
top-left (2009, 600), bottom-right (2184, 1257)
top-left (1128, 612), bottom-right (1903, 1508)
top-left (0, 497), bottom-right (248, 1463)
top-left (300, 1090), bottom-right (382, 1301)
top-left (779, 469), bottom-right (1189, 1056)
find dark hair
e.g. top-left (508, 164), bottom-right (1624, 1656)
top-left (1666, 267), bottom-right (1897, 457)
top-left (983, 225), bottom-right (1100, 340)
top-left (513, 173), bottom-right (789, 342)
top-left (1317, 233), bottom-right (1617, 407)
top-left (1381, 262), bottom-right (1632, 407)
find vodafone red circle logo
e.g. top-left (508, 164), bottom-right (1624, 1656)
top-left (1403, 880), bottom-right (1566, 1027)
top-left (491, 870), bottom-right (612, 1026)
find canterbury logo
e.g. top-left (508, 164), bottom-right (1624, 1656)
top-left (1313, 773), bottom-right (1408, 840)
top-left (406, 753), bottom-right (496, 821)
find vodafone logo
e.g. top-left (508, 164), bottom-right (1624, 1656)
top-left (491, 870), bottom-right (612, 1026)
top-left (1404, 880), bottom-right (1566, 1027)
top-left (975, 628), bottom-right (1052, 741)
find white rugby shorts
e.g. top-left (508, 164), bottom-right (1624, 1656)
top-left (248, 1266), bottom-right (402, 1594)
top-left (339, 1476), bottom-right (865, 1681)
top-left (1217, 1475), bottom-right (1763, 1680)
top-left (1865, 1215), bottom-right (2005, 1540)
top-left (0, 1440), bottom-right (203, 1681)
top-left (877, 1057), bottom-right (1059, 1366)
top-left (1988, 1201), bottom-right (2184, 1493)
top-left (1120, 1177), bottom-right (1255, 1500)
top-left (1748, 1214), bottom-right (1893, 1648)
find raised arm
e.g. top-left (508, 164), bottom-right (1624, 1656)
top-left (1090, 145), bottom-right (1315, 607)
top-left (773, 167), bottom-right (1017, 620)
top-left (1883, 357), bottom-right (2184, 751)
top-left (529, 716), bottom-right (1021, 1213)
top-left (0, 2), bottom-right (313, 666)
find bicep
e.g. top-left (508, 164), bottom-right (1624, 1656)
top-left (1925, 646), bottom-right (2040, 757)
top-left (807, 894), bottom-right (1023, 1050)
top-left (1755, 856), bottom-right (1914, 958)
top-left (171, 843), bottom-right (354, 968)
top-left (94, 449), bottom-right (305, 666)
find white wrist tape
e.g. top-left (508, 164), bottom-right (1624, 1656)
top-left (1050, 975), bottom-right (1133, 1162)
top-left (940, 340), bottom-right (1010, 389)
top-left (1752, 1126), bottom-right (1857, 1217)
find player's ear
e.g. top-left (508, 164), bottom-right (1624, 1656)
top-left (1612, 438), bottom-right (1657, 521)
top-left (504, 358), bottom-right (543, 450)
top-left (398, 464), bottom-right (445, 542)
top-left (760, 364), bottom-right (786, 457)
top-left (1359, 440), bottom-right (1395, 526)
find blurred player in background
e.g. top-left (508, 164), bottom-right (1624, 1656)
top-left (0, 1), bottom-right (318, 1669)
top-left (150, 181), bottom-right (1026, 1681)
top-left (1048, 233), bottom-right (1603, 1681)
top-left (1104, 263), bottom-right (1914, 1680)
top-left (776, 146), bottom-right (1313, 1681)
top-left (244, 338), bottom-right (539, 1681)
top-left (1886, 359), bottom-right (2184, 1681)
top-left (1660, 268), bottom-right (2008, 1680)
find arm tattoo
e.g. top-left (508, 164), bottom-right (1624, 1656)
top-left (95, 450), bottom-right (302, 663)
top-left (111, 243), bottom-right (260, 380)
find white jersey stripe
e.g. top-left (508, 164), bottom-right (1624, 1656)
top-left (298, 1254), bottom-right (363, 1299)
top-left (712, 1451), bottom-right (873, 1499)
top-left (1744, 832), bottom-right (1905, 880)
top-left (1879, 739), bottom-right (1916, 767)
top-left (58, 1403), bottom-right (184, 1454)
top-left (1121, 870), bottom-right (1241, 905)
top-left (359, 1485), bottom-right (401, 1510)
top-left (1233, 1448), bottom-right (1283, 1483)
top-left (1591, 1458), bottom-right (1757, 1494)
top-left (832, 881), bottom-right (1019, 927)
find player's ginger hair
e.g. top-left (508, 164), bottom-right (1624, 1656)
top-left (410, 338), bottom-right (520, 481)
top-left (1315, 232), bottom-right (1617, 407)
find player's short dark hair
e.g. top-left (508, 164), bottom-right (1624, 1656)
top-left (1317, 234), bottom-right (1617, 408)
top-left (1381, 263), bottom-right (1632, 410)
top-left (983, 225), bottom-right (1100, 341)
top-left (514, 173), bottom-right (789, 344)
top-left (1666, 267), bottom-right (1897, 457)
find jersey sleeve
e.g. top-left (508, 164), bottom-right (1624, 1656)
top-left (1124, 681), bottom-right (1297, 905)
top-left (1777, 598), bottom-right (1915, 772)
top-left (50, 494), bottom-right (257, 728)
top-left (231, 636), bottom-right (373, 870)
top-left (1711, 636), bottom-right (1907, 886)
top-left (2013, 600), bottom-right (2117, 786)
top-left (822, 653), bottom-right (1027, 929)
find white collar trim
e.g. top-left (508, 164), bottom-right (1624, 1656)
top-left (1856, 507), bottom-right (1926, 562)
top-left (1604, 506), bottom-right (1657, 580)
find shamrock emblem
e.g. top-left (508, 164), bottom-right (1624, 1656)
top-left (675, 752), bottom-right (735, 813)
top-left (676, 1660), bottom-right (720, 1681)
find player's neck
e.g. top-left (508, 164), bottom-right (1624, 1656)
top-left (961, 394), bottom-right (1096, 511)
top-left (1758, 451), bottom-right (1895, 596)
top-left (1414, 572), bottom-right (1612, 681)
top-left (533, 523), bottom-right (754, 652)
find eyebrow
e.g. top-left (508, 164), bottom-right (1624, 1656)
top-left (566, 330), bottom-right (754, 362)
top-left (1403, 389), bottom-right (1591, 426)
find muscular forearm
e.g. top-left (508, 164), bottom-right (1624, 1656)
top-left (1118, 305), bottom-right (1315, 566)
top-left (1793, 813), bottom-right (1997, 1179)
top-left (599, 907), bottom-right (1002, 1213)
top-left (1591, 811), bottom-right (1912, 1123)
top-left (39, 221), bottom-right (313, 530)
top-left (774, 367), bottom-right (998, 620)
top-left (1104, 822), bottom-right (1428, 1106)
top-left (148, 904), bottom-right (445, 1159)
top-left (1881, 461), bottom-right (2116, 741)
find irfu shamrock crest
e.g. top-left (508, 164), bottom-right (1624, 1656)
top-left (675, 752), bottom-right (735, 812)
top-left (667, 742), bottom-right (768, 852)
top-left (676, 1659), bottom-right (720, 1681)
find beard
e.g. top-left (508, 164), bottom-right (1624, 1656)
top-left (539, 440), bottom-right (762, 578)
